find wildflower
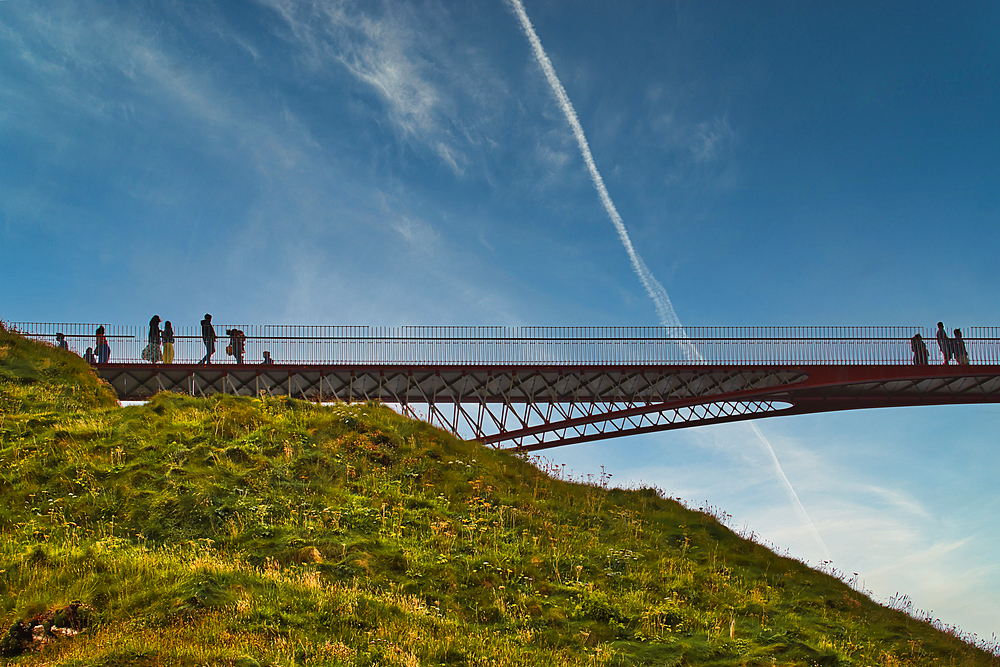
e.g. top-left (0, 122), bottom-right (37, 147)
top-left (51, 626), bottom-right (78, 637)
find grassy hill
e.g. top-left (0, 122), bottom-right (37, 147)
top-left (0, 322), bottom-right (996, 667)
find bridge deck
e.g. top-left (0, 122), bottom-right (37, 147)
top-left (12, 323), bottom-right (1000, 449)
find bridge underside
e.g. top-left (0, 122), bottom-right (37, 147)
top-left (99, 364), bottom-right (1000, 450)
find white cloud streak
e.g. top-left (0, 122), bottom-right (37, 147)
top-left (506, 0), bottom-right (824, 561)
top-left (505, 0), bottom-right (687, 334)
top-left (750, 422), bottom-right (831, 558)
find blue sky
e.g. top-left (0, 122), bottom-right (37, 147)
top-left (2, 0), bottom-right (999, 640)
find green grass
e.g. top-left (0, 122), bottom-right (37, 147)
top-left (0, 321), bottom-right (996, 666)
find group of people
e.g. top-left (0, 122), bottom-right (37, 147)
top-left (80, 326), bottom-right (111, 365)
top-left (198, 314), bottom-right (245, 365)
top-left (910, 322), bottom-right (970, 365)
top-left (154, 314), bottom-right (275, 366)
top-left (65, 321), bottom-right (975, 367)
top-left (72, 316), bottom-right (275, 365)
top-left (142, 315), bottom-right (176, 364)
top-left (193, 313), bottom-right (254, 365)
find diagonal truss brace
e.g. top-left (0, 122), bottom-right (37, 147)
top-left (96, 364), bottom-right (1000, 450)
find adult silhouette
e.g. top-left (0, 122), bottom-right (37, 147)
top-left (95, 326), bottom-right (110, 364)
top-left (199, 314), bottom-right (217, 365)
top-left (936, 322), bottom-right (953, 365)
top-left (910, 333), bottom-right (929, 365)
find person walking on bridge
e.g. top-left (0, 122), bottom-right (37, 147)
top-left (910, 334), bottom-right (929, 365)
top-left (954, 328), bottom-right (970, 365)
top-left (95, 326), bottom-right (110, 364)
top-left (199, 314), bottom-right (217, 365)
top-left (936, 322), bottom-right (953, 364)
top-left (226, 328), bottom-right (246, 365)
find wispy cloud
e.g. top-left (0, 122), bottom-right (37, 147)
top-left (257, 0), bottom-right (507, 177)
top-left (0, 2), bottom-right (294, 152)
top-left (648, 110), bottom-right (738, 189)
top-left (691, 116), bottom-right (734, 162)
top-left (0, 0), bottom-right (524, 325)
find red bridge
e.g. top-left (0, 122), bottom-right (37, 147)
top-left (17, 323), bottom-right (1000, 451)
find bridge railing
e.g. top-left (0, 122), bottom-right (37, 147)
top-left (9, 323), bottom-right (1000, 366)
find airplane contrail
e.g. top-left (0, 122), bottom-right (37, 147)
top-left (506, 0), bottom-right (829, 560)
top-left (505, 0), bottom-right (686, 334)
top-left (750, 423), bottom-right (831, 558)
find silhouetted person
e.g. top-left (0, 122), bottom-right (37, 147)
top-left (95, 326), bottom-right (110, 364)
top-left (199, 314), bottom-right (217, 365)
top-left (56, 333), bottom-right (68, 351)
top-left (144, 315), bottom-right (162, 363)
top-left (260, 351), bottom-right (275, 365)
top-left (936, 322), bottom-right (953, 365)
top-left (162, 321), bottom-right (175, 364)
top-left (954, 328), bottom-right (970, 365)
top-left (226, 328), bottom-right (246, 365)
top-left (83, 347), bottom-right (96, 364)
top-left (910, 334), bottom-right (929, 365)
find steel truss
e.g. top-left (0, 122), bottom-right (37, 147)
top-left (98, 363), bottom-right (1000, 450)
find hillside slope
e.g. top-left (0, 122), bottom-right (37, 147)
top-left (0, 323), bottom-right (996, 666)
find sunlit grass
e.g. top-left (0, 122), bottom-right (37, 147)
top-left (1, 322), bottom-right (997, 666)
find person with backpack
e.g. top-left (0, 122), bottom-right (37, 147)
top-left (226, 328), bottom-right (246, 365)
top-left (198, 314), bottom-right (217, 365)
